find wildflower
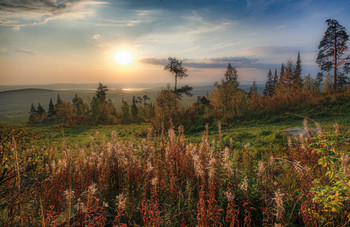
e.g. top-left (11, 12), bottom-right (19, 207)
top-left (207, 156), bottom-right (216, 184)
top-left (151, 177), bottom-right (158, 187)
top-left (168, 128), bottom-right (176, 145)
top-left (224, 189), bottom-right (235, 201)
top-left (87, 184), bottom-right (97, 196)
top-left (116, 193), bottom-right (127, 210)
top-left (146, 161), bottom-right (154, 173)
top-left (240, 176), bottom-right (248, 191)
top-left (273, 189), bottom-right (285, 222)
top-left (303, 118), bottom-right (310, 137)
top-left (193, 154), bottom-right (205, 180)
top-left (74, 198), bottom-right (86, 213)
top-left (64, 189), bottom-right (75, 201)
top-left (222, 147), bottom-right (233, 177)
top-left (257, 161), bottom-right (265, 179)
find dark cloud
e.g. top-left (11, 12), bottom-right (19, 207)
top-left (0, 0), bottom-right (74, 13)
top-left (138, 56), bottom-right (275, 69)
top-left (0, 0), bottom-right (103, 27)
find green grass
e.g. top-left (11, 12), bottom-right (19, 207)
top-left (22, 123), bottom-right (151, 148)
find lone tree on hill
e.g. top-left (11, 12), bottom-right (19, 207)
top-left (164, 57), bottom-right (192, 97)
top-left (316, 19), bottom-right (349, 90)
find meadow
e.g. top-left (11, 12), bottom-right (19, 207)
top-left (1, 98), bottom-right (350, 226)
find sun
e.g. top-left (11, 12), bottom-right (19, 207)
top-left (114, 51), bottom-right (133, 65)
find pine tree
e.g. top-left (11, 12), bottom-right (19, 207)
top-left (48, 98), bottom-right (56, 117)
top-left (316, 19), bottom-right (349, 89)
top-left (263, 69), bottom-right (274, 97)
top-left (164, 57), bottom-right (189, 93)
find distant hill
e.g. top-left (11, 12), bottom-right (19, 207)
top-left (0, 88), bottom-right (53, 94)
top-left (0, 83), bottom-right (265, 123)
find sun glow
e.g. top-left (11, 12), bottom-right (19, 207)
top-left (114, 51), bottom-right (133, 65)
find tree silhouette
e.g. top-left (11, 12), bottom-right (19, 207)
top-left (164, 57), bottom-right (188, 92)
top-left (263, 69), bottom-right (274, 97)
top-left (48, 98), bottom-right (56, 117)
top-left (293, 52), bottom-right (303, 90)
top-left (316, 19), bottom-right (349, 89)
top-left (164, 57), bottom-right (192, 97)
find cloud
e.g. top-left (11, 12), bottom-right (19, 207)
top-left (0, 0), bottom-right (105, 28)
top-left (244, 46), bottom-right (298, 56)
top-left (138, 56), bottom-right (274, 69)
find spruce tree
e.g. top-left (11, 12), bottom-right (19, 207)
top-left (263, 69), bottom-right (274, 97)
top-left (293, 52), bottom-right (303, 90)
top-left (37, 103), bottom-right (46, 115)
top-left (280, 64), bottom-right (285, 80)
top-left (48, 98), bottom-right (56, 117)
top-left (273, 69), bottom-right (278, 91)
top-left (29, 103), bottom-right (36, 114)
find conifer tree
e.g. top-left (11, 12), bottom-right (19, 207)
top-left (273, 69), bottom-right (279, 91)
top-left (48, 98), bottom-right (56, 117)
top-left (37, 103), bottom-right (46, 115)
top-left (263, 69), bottom-right (274, 97)
top-left (131, 96), bottom-right (138, 122)
top-left (280, 64), bottom-right (285, 80)
top-left (56, 94), bottom-right (62, 105)
top-left (316, 19), bottom-right (349, 89)
top-left (121, 99), bottom-right (130, 123)
top-left (293, 52), bottom-right (303, 90)
top-left (29, 103), bottom-right (36, 114)
top-left (316, 72), bottom-right (324, 91)
top-left (164, 57), bottom-right (189, 93)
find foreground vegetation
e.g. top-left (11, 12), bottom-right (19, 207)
top-left (1, 116), bottom-right (350, 226)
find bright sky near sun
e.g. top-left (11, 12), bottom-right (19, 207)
top-left (1, 0), bottom-right (350, 85)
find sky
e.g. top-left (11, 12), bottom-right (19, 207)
top-left (1, 0), bottom-right (350, 86)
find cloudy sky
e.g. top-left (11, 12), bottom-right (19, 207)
top-left (1, 0), bottom-right (350, 85)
